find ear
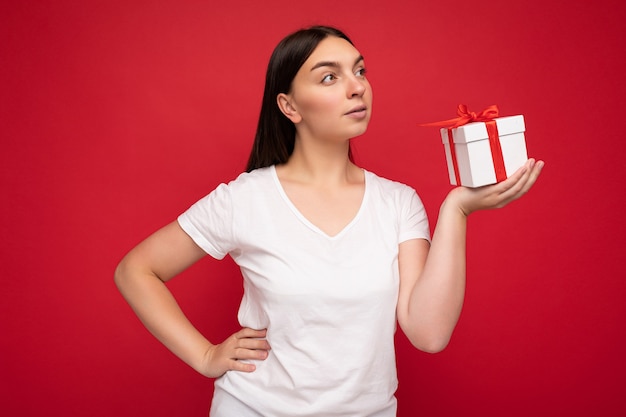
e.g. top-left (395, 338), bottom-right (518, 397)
top-left (277, 93), bottom-right (302, 124)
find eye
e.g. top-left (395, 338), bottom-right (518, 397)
top-left (355, 67), bottom-right (367, 77)
top-left (321, 73), bottom-right (337, 83)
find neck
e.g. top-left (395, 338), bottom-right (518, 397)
top-left (280, 136), bottom-right (359, 185)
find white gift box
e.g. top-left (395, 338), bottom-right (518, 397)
top-left (441, 115), bottom-right (528, 187)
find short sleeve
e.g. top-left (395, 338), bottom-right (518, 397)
top-left (398, 187), bottom-right (431, 244)
top-left (177, 183), bottom-right (235, 260)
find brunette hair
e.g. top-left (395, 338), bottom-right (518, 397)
top-left (245, 26), bottom-right (354, 172)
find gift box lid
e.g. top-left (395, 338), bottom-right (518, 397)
top-left (441, 115), bottom-right (525, 144)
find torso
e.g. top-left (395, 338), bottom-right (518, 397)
top-left (178, 166), bottom-right (431, 416)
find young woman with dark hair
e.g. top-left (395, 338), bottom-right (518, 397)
top-left (115, 25), bottom-right (543, 416)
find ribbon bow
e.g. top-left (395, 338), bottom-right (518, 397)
top-left (420, 104), bottom-right (499, 128)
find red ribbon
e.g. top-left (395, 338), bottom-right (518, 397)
top-left (443, 128), bottom-right (462, 185)
top-left (420, 105), bottom-right (507, 184)
top-left (485, 120), bottom-right (507, 182)
top-left (420, 104), bottom-right (500, 129)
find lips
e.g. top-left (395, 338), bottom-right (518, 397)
top-left (345, 105), bottom-right (367, 115)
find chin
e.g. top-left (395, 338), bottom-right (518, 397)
top-left (348, 123), bottom-right (369, 139)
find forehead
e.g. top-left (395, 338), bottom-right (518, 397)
top-left (302, 36), bottom-right (362, 70)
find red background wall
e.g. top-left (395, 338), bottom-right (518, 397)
top-left (2, 1), bottom-right (625, 415)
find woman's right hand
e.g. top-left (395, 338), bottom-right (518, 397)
top-left (199, 328), bottom-right (271, 378)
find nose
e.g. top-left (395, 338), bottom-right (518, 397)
top-left (347, 75), bottom-right (366, 98)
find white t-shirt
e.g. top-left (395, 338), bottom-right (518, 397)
top-left (178, 165), bottom-right (430, 417)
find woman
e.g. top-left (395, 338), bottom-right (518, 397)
top-left (115, 26), bottom-right (543, 416)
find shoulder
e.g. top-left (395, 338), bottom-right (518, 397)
top-left (364, 170), bottom-right (427, 217)
top-left (183, 166), bottom-right (275, 212)
top-left (229, 166), bottom-right (274, 186)
top-left (364, 169), bottom-right (418, 198)
top-left (216, 166), bottom-right (275, 196)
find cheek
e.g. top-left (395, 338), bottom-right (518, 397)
top-left (295, 89), bottom-right (342, 117)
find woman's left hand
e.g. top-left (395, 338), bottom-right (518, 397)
top-left (447, 158), bottom-right (544, 216)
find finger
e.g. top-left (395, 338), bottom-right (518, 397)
top-left (507, 159), bottom-right (544, 199)
top-left (496, 159), bottom-right (535, 201)
top-left (509, 159), bottom-right (532, 182)
top-left (483, 159), bottom-right (531, 199)
top-left (228, 359), bottom-right (257, 373)
top-left (235, 327), bottom-right (267, 339)
top-left (237, 335), bottom-right (271, 348)
top-left (233, 346), bottom-right (269, 361)
top-left (519, 160), bottom-right (544, 194)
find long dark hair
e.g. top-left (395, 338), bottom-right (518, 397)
top-left (245, 26), bottom-right (354, 172)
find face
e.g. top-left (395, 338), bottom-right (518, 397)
top-left (278, 36), bottom-right (372, 143)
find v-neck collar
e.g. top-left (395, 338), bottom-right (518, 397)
top-left (271, 165), bottom-right (368, 240)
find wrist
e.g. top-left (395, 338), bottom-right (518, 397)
top-left (442, 188), bottom-right (471, 217)
top-left (190, 340), bottom-right (216, 376)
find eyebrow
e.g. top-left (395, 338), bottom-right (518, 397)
top-left (310, 55), bottom-right (365, 72)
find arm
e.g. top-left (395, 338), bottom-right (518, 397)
top-left (114, 220), bottom-right (270, 377)
top-left (397, 159), bottom-right (544, 353)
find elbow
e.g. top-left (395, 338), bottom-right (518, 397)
top-left (399, 311), bottom-right (460, 354)
top-left (114, 257), bottom-right (132, 293)
top-left (413, 337), bottom-right (450, 354)
top-left (405, 328), bottom-right (452, 354)
top-left (113, 261), bottom-right (125, 291)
